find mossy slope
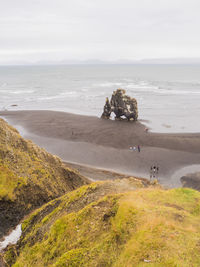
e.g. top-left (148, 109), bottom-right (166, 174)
top-left (0, 118), bottom-right (88, 238)
top-left (4, 180), bottom-right (200, 267)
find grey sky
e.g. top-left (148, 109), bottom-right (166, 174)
top-left (1, 0), bottom-right (200, 64)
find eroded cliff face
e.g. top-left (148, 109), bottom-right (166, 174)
top-left (3, 180), bottom-right (200, 267)
top-left (0, 118), bottom-right (89, 238)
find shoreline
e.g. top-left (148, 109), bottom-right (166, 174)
top-left (1, 110), bottom-right (200, 187)
top-left (63, 161), bottom-right (151, 184)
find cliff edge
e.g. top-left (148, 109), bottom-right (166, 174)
top-left (3, 180), bottom-right (200, 267)
top-left (0, 118), bottom-right (89, 238)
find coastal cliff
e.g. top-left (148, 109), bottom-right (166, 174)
top-left (0, 118), bottom-right (88, 239)
top-left (3, 181), bottom-right (200, 267)
top-left (1, 117), bottom-right (200, 266)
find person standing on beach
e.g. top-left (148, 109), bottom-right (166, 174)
top-left (137, 145), bottom-right (140, 152)
top-left (150, 166), bottom-right (153, 180)
top-left (153, 165), bottom-right (156, 178)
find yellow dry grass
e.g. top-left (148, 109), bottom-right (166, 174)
top-left (7, 185), bottom-right (200, 267)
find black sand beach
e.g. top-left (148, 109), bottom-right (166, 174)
top-left (1, 110), bottom-right (200, 187)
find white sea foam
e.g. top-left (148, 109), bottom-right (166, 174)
top-left (38, 91), bottom-right (79, 101)
top-left (12, 90), bottom-right (35, 94)
top-left (153, 88), bottom-right (200, 95)
top-left (95, 82), bottom-right (123, 87)
top-left (61, 91), bottom-right (79, 96)
top-left (0, 224), bottom-right (22, 252)
top-left (1, 83), bottom-right (7, 87)
top-left (126, 83), bottom-right (158, 90)
top-left (1, 65), bottom-right (200, 133)
top-left (0, 89), bottom-right (35, 94)
top-left (94, 92), bottom-right (107, 97)
top-left (126, 83), bottom-right (200, 95)
top-left (38, 95), bottom-right (62, 100)
top-left (121, 78), bottom-right (133, 82)
top-left (81, 88), bottom-right (89, 92)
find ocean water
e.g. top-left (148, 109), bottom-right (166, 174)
top-left (0, 64), bottom-right (200, 133)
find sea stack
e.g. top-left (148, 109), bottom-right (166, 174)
top-left (101, 89), bottom-right (138, 121)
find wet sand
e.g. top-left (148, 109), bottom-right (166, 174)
top-left (1, 110), bottom-right (200, 187)
top-left (63, 161), bottom-right (149, 183)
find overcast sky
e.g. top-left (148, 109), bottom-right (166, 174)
top-left (1, 0), bottom-right (200, 64)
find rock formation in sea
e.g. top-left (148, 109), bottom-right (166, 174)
top-left (101, 97), bottom-right (112, 119)
top-left (101, 89), bottom-right (138, 121)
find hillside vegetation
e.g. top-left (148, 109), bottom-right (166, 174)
top-left (1, 118), bottom-right (200, 267)
top-left (3, 179), bottom-right (200, 267)
top-left (0, 118), bottom-right (88, 238)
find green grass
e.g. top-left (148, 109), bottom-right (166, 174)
top-left (0, 165), bottom-right (27, 201)
top-left (9, 185), bottom-right (200, 267)
top-left (0, 118), bottom-right (86, 204)
top-left (2, 118), bottom-right (200, 266)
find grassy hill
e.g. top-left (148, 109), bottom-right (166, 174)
top-left (3, 179), bottom-right (200, 267)
top-left (1, 118), bottom-right (200, 267)
top-left (0, 118), bottom-right (88, 238)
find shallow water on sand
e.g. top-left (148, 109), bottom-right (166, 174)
top-left (171, 164), bottom-right (200, 185)
top-left (1, 64), bottom-right (200, 133)
top-left (5, 121), bottom-right (198, 190)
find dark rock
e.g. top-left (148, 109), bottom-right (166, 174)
top-left (101, 97), bottom-right (111, 119)
top-left (180, 172), bottom-right (200, 191)
top-left (101, 89), bottom-right (138, 121)
top-left (103, 210), bottom-right (116, 221)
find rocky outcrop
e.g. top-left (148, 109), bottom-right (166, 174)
top-left (101, 97), bottom-right (111, 119)
top-left (0, 118), bottom-right (89, 239)
top-left (101, 89), bottom-right (138, 121)
top-left (181, 172), bottom-right (200, 191)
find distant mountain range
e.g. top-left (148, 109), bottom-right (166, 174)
top-left (138, 58), bottom-right (200, 64)
top-left (2, 58), bottom-right (200, 65)
top-left (36, 58), bottom-right (200, 65)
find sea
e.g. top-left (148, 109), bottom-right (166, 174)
top-left (0, 64), bottom-right (200, 133)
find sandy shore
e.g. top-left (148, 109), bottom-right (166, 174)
top-left (1, 110), bottom-right (200, 187)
